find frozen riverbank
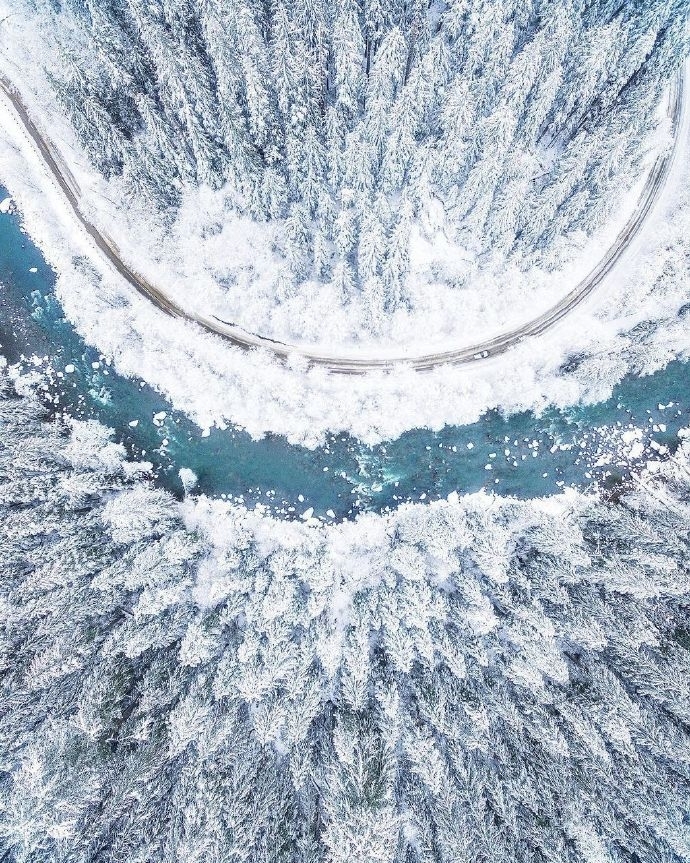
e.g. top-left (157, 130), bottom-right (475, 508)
top-left (1, 184), bottom-right (689, 518)
top-left (2, 363), bottom-right (690, 862)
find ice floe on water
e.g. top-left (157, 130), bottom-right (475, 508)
top-left (178, 466), bottom-right (198, 493)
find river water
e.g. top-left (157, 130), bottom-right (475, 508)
top-left (1, 186), bottom-right (688, 520)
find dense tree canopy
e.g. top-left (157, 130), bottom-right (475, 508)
top-left (18, 0), bottom-right (690, 319)
top-left (2, 371), bottom-right (690, 862)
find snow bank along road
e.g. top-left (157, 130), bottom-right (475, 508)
top-left (0, 69), bottom-right (685, 375)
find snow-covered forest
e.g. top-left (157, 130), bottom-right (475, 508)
top-left (2, 368), bottom-right (690, 862)
top-left (2, 2), bottom-right (690, 861)
top-left (9, 0), bottom-right (689, 333)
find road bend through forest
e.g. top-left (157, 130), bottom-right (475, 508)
top-left (0, 68), bottom-right (685, 376)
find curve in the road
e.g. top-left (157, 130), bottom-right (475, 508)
top-left (0, 68), bottom-right (685, 375)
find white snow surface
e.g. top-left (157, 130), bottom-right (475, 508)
top-left (86, 156), bottom-right (661, 356)
top-left (184, 429), bottom-right (690, 615)
top-left (0, 33), bottom-right (689, 445)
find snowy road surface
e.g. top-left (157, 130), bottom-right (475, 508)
top-left (0, 69), bottom-right (685, 375)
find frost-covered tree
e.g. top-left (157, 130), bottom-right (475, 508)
top-left (2, 368), bottom-right (690, 861)
top-left (9, 0), bottom-right (690, 314)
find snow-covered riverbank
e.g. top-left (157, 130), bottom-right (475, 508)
top-left (2, 366), bottom-right (690, 862)
top-left (1, 77), bottom-right (690, 447)
top-left (1, 12), bottom-right (689, 445)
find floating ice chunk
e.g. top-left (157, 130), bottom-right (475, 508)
top-left (29, 267), bottom-right (37, 273)
top-left (0, 197), bottom-right (11, 213)
top-left (179, 467), bottom-right (198, 492)
top-left (201, 428), bottom-right (210, 437)
top-left (301, 507), bottom-right (314, 520)
top-left (64, 364), bottom-right (75, 373)
top-left (153, 411), bottom-right (166, 422)
top-left (326, 509), bottom-right (335, 518)
top-left (128, 419), bottom-right (139, 427)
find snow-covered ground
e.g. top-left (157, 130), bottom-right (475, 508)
top-left (0, 60), bottom-right (674, 356)
top-left (80, 134), bottom-right (667, 355)
top-left (0, 35), bottom-right (689, 444)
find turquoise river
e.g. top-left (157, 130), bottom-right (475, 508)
top-left (1, 186), bottom-right (688, 520)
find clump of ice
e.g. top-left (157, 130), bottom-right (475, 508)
top-left (179, 467), bottom-right (198, 493)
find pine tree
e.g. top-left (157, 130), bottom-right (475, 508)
top-left (12, 0), bottom-right (690, 315)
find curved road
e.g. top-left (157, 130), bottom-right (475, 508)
top-left (0, 70), bottom-right (685, 375)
